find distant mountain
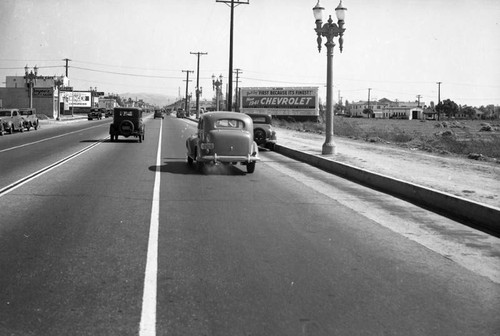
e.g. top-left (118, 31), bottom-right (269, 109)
top-left (119, 92), bottom-right (178, 107)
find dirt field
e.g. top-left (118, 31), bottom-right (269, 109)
top-left (278, 117), bottom-right (500, 161)
top-left (274, 123), bottom-right (500, 209)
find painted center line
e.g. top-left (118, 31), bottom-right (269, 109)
top-left (139, 119), bottom-right (162, 335)
top-left (0, 123), bottom-right (105, 153)
top-left (0, 138), bottom-right (107, 198)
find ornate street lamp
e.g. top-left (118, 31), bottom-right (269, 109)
top-left (24, 65), bottom-right (38, 109)
top-left (212, 74), bottom-right (223, 111)
top-left (313, 0), bottom-right (346, 155)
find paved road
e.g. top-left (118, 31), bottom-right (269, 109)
top-left (0, 115), bottom-right (499, 335)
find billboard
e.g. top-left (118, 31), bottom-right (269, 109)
top-left (33, 88), bottom-right (54, 98)
top-left (60, 91), bottom-right (91, 107)
top-left (240, 87), bottom-right (319, 119)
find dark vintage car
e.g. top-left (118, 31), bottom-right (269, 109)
top-left (109, 107), bottom-right (145, 142)
top-left (246, 113), bottom-right (277, 149)
top-left (88, 108), bottom-right (104, 120)
top-left (153, 109), bottom-right (164, 119)
top-left (19, 108), bottom-right (40, 131)
top-left (0, 108), bottom-right (25, 135)
top-left (186, 112), bottom-right (260, 173)
top-left (176, 108), bottom-right (186, 118)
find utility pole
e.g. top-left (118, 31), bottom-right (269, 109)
top-left (416, 94), bottom-right (421, 107)
top-left (233, 68), bottom-right (242, 111)
top-left (367, 88), bottom-right (372, 118)
top-left (436, 81), bottom-right (442, 121)
top-left (190, 51), bottom-right (208, 118)
top-left (182, 70), bottom-right (194, 116)
top-left (216, 0), bottom-right (249, 111)
top-left (62, 58), bottom-right (71, 77)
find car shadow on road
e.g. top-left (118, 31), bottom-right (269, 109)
top-left (149, 159), bottom-right (246, 175)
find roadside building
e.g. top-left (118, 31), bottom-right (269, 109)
top-left (0, 74), bottom-right (69, 119)
top-left (348, 98), bottom-right (424, 120)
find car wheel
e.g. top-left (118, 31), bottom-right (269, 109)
top-left (254, 129), bottom-right (266, 146)
top-left (19, 124), bottom-right (24, 133)
top-left (35, 122), bottom-right (39, 130)
top-left (247, 162), bottom-right (256, 174)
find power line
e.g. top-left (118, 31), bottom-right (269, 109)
top-left (71, 66), bottom-right (184, 79)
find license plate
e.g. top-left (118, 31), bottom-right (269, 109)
top-left (200, 143), bottom-right (214, 150)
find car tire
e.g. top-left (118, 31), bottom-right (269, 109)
top-left (247, 162), bottom-right (256, 174)
top-left (34, 122), bottom-right (39, 130)
top-left (254, 129), bottom-right (266, 146)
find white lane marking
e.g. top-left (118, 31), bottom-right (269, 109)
top-left (0, 124), bottom-right (105, 153)
top-left (0, 138), bottom-right (107, 198)
top-left (139, 119), bottom-right (162, 335)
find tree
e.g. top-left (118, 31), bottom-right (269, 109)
top-left (460, 105), bottom-right (476, 119)
top-left (344, 100), bottom-right (350, 116)
top-left (362, 108), bottom-right (373, 118)
top-left (435, 99), bottom-right (458, 119)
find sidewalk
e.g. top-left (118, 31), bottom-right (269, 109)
top-left (39, 114), bottom-right (91, 124)
top-left (274, 126), bottom-right (500, 209)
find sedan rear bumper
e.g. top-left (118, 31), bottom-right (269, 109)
top-left (198, 153), bottom-right (260, 163)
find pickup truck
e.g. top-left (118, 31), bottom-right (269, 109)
top-left (0, 108), bottom-right (25, 135)
top-left (19, 108), bottom-right (40, 131)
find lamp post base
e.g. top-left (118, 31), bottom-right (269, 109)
top-left (322, 142), bottom-right (336, 155)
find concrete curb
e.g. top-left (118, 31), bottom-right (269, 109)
top-left (274, 143), bottom-right (500, 236)
top-left (40, 116), bottom-right (89, 124)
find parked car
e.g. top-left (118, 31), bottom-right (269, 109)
top-left (176, 108), bottom-right (186, 118)
top-left (19, 108), bottom-right (40, 131)
top-left (109, 107), bottom-right (145, 142)
top-left (153, 109), bottom-right (164, 119)
top-left (0, 108), bottom-right (25, 135)
top-left (88, 108), bottom-right (104, 120)
top-left (246, 113), bottom-right (277, 149)
top-left (186, 112), bottom-right (260, 173)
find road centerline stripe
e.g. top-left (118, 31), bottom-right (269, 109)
top-left (0, 138), bottom-right (107, 198)
top-left (139, 119), bottom-right (162, 335)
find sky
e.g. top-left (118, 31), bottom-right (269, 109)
top-left (1, 0), bottom-right (499, 107)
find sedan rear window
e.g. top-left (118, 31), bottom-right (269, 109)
top-left (214, 119), bottom-right (244, 129)
top-left (119, 111), bottom-right (134, 117)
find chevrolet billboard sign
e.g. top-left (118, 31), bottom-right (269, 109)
top-left (240, 87), bottom-right (319, 120)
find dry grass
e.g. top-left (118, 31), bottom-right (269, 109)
top-left (274, 117), bottom-right (500, 161)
